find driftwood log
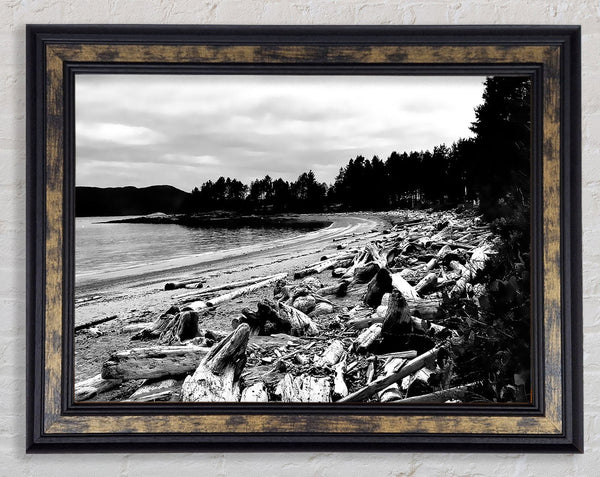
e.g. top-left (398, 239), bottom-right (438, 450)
top-left (126, 378), bottom-right (180, 402)
top-left (101, 345), bottom-right (211, 380)
top-left (337, 345), bottom-right (443, 402)
top-left (275, 374), bottom-right (332, 402)
top-left (74, 373), bottom-right (122, 401)
top-left (182, 323), bottom-right (251, 402)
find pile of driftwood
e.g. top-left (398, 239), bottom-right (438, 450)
top-left (76, 209), bottom-right (498, 404)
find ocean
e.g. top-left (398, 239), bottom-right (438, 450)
top-left (75, 216), bottom-right (322, 279)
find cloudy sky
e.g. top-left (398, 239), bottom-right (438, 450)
top-left (76, 74), bottom-right (486, 191)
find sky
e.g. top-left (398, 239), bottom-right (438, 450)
top-left (76, 74), bottom-right (486, 191)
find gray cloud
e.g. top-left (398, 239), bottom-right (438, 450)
top-left (76, 74), bottom-right (485, 190)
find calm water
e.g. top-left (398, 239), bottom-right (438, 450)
top-left (76, 217), bottom-right (318, 277)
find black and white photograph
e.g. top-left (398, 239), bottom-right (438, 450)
top-left (74, 73), bottom-right (532, 404)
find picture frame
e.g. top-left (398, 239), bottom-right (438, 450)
top-left (26, 25), bottom-right (582, 452)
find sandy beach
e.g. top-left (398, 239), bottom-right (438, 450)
top-left (75, 213), bottom-right (389, 387)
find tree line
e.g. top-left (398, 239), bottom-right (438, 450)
top-left (184, 77), bottom-right (531, 217)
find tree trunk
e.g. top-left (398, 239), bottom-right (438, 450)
top-left (101, 345), bottom-right (211, 380)
top-left (182, 323), bottom-right (251, 402)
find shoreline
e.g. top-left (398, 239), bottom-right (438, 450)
top-left (75, 213), bottom-right (388, 324)
top-left (74, 212), bottom-right (390, 385)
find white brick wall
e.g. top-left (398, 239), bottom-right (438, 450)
top-left (1, 1), bottom-right (596, 475)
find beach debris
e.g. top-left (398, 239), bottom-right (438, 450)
top-left (81, 208), bottom-right (512, 404)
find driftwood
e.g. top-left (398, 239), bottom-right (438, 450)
top-left (333, 360), bottom-right (349, 399)
top-left (394, 382), bottom-right (480, 403)
top-left (414, 272), bottom-right (437, 295)
top-left (164, 280), bottom-right (203, 291)
top-left (381, 289), bottom-right (412, 337)
top-left (364, 267), bottom-right (393, 308)
top-left (159, 310), bottom-right (202, 344)
top-left (182, 324), bottom-right (250, 402)
top-left (237, 300), bottom-right (318, 337)
top-left (74, 373), bottom-right (122, 401)
top-left (130, 307), bottom-right (180, 340)
top-left (391, 273), bottom-right (419, 299)
top-left (315, 340), bottom-right (345, 367)
top-left (240, 382), bottom-right (269, 402)
top-left (101, 345), bottom-right (211, 380)
top-left (294, 257), bottom-right (340, 279)
top-left (275, 374), bottom-right (332, 402)
top-left (75, 315), bottom-right (118, 332)
top-left (353, 323), bottom-right (382, 354)
top-left (320, 280), bottom-right (350, 297)
top-left (176, 274), bottom-right (284, 301)
top-left (337, 345), bottom-right (443, 402)
top-left (195, 273), bottom-right (287, 309)
top-left (377, 357), bottom-right (406, 402)
top-left (126, 378), bottom-right (179, 402)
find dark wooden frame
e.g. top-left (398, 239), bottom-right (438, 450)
top-left (26, 25), bottom-right (582, 453)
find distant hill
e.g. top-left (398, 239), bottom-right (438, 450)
top-left (76, 185), bottom-right (190, 217)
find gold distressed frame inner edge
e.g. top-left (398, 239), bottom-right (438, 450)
top-left (42, 44), bottom-right (563, 436)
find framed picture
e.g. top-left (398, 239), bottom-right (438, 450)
top-left (26, 25), bottom-right (582, 452)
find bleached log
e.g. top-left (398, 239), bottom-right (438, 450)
top-left (315, 340), bottom-right (345, 367)
top-left (377, 357), bottom-right (406, 402)
top-left (278, 302), bottom-right (319, 336)
top-left (202, 273), bottom-right (287, 308)
top-left (333, 360), bottom-right (349, 399)
top-left (337, 345), bottom-right (443, 402)
top-left (391, 273), bottom-right (419, 299)
top-left (175, 274), bottom-right (284, 301)
top-left (294, 257), bottom-right (340, 279)
top-left (353, 323), bottom-right (382, 354)
top-left (240, 382), bottom-right (269, 402)
top-left (275, 374), bottom-right (332, 402)
top-left (74, 373), bottom-right (122, 401)
top-left (101, 345), bottom-right (211, 380)
top-left (182, 324), bottom-right (250, 402)
top-left (414, 272), bottom-right (437, 295)
top-left (126, 378), bottom-right (179, 402)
